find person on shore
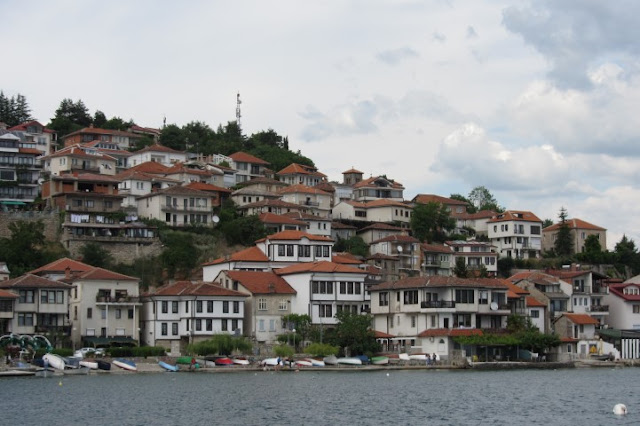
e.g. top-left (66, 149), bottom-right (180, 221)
top-left (432, 354), bottom-right (437, 365)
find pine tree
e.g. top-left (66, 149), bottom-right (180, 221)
top-left (554, 207), bottom-right (573, 257)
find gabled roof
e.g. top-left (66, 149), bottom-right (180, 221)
top-left (259, 212), bottom-right (307, 226)
top-left (608, 283), bottom-right (640, 302)
top-left (229, 151), bottom-right (269, 165)
top-left (560, 313), bottom-right (599, 325)
top-left (278, 184), bottom-right (330, 196)
top-left (543, 218), bottom-right (606, 232)
top-left (277, 163), bottom-right (326, 178)
top-left (487, 210), bottom-right (542, 223)
top-left (331, 222), bottom-right (357, 230)
top-left (29, 258), bottom-right (94, 276)
top-left (412, 194), bottom-right (468, 206)
top-left (370, 276), bottom-right (509, 291)
top-left (332, 253), bottom-right (363, 265)
top-left (19, 148), bottom-right (44, 155)
top-left (342, 168), bottom-right (364, 174)
top-left (127, 161), bottom-right (172, 174)
top-left (275, 261), bottom-right (366, 276)
top-left (0, 289), bottom-right (18, 299)
top-left (457, 210), bottom-right (497, 220)
top-left (366, 253), bottom-right (398, 261)
top-left (115, 170), bottom-right (180, 183)
top-left (63, 127), bottom-right (139, 139)
top-left (8, 120), bottom-right (55, 133)
top-left (420, 243), bottom-right (453, 254)
top-left (203, 246), bottom-right (269, 266)
top-left (165, 163), bottom-right (220, 177)
top-left (263, 230), bottom-right (333, 242)
top-left (357, 223), bottom-right (404, 232)
top-left (353, 176), bottom-right (404, 190)
top-left (282, 211), bottom-right (331, 222)
top-left (509, 271), bottom-right (561, 285)
top-left (132, 143), bottom-right (184, 154)
top-left (418, 328), bottom-right (483, 338)
top-left (371, 235), bottom-right (419, 244)
top-left (545, 269), bottom-right (608, 280)
top-left (235, 177), bottom-right (287, 188)
top-left (184, 182), bottom-right (232, 193)
top-left (0, 274), bottom-right (72, 289)
top-left (224, 271), bottom-right (296, 295)
top-left (151, 281), bottom-right (247, 297)
top-left (42, 144), bottom-right (117, 162)
top-left (526, 296), bottom-right (546, 307)
top-left (136, 185), bottom-right (212, 199)
top-left (76, 267), bottom-right (138, 281)
top-left (364, 199), bottom-right (410, 209)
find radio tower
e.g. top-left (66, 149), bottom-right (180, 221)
top-left (236, 92), bottom-right (242, 129)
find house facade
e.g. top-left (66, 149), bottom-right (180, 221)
top-left (276, 163), bottom-right (327, 187)
top-left (0, 132), bottom-right (42, 208)
top-left (229, 151), bottom-right (269, 183)
top-left (62, 127), bottom-right (140, 150)
top-left (541, 218), bottom-right (607, 254)
top-left (127, 144), bottom-right (187, 167)
top-left (136, 185), bottom-right (216, 227)
top-left (352, 176), bottom-right (404, 201)
top-left (278, 184), bottom-right (332, 218)
top-left (7, 120), bottom-right (57, 155)
top-left (445, 240), bottom-right (498, 276)
top-left (487, 210), bottom-right (543, 259)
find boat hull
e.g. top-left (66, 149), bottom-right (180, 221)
top-left (96, 360), bottom-right (111, 370)
top-left (371, 356), bottom-right (389, 365)
top-left (113, 359), bottom-right (137, 371)
top-left (232, 358), bottom-right (250, 366)
top-left (159, 361), bottom-right (179, 372)
top-left (79, 361), bottom-right (99, 370)
top-left (43, 354), bottom-right (66, 371)
top-left (337, 357), bottom-right (362, 365)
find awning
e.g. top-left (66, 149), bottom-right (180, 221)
top-left (83, 336), bottom-right (138, 346)
top-left (0, 201), bottom-right (26, 205)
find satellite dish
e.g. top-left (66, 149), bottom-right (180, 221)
top-left (490, 302), bottom-right (498, 311)
top-left (212, 215), bottom-right (220, 224)
top-left (397, 246), bottom-right (403, 253)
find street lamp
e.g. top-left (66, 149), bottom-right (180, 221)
top-left (292, 328), bottom-right (296, 353)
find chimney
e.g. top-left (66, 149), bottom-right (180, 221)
top-left (65, 266), bottom-right (71, 280)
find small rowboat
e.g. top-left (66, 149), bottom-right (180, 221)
top-left (398, 353), bottom-right (410, 361)
top-left (337, 357), bottom-right (362, 366)
top-left (409, 354), bottom-right (428, 361)
top-left (79, 360), bottom-right (99, 370)
top-left (214, 357), bottom-right (233, 366)
top-left (35, 368), bottom-right (58, 378)
top-left (96, 360), bottom-right (111, 371)
top-left (371, 356), bottom-right (389, 365)
top-left (43, 354), bottom-right (66, 371)
top-left (260, 358), bottom-right (280, 366)
top-left (159, 361), bottom-right (179, 372)
top-left (232, 357), bottom-right (250, 366)
top-left (176, 356), bottom-right (194, 365)
top-left (113, 358), bottom-right (137, 371)
top-left (307, 358), bottom-right (325, 367)
top-left (294, 359), bottom-right (313, 367)
top-left (323, 355), bottom-right (338, 365)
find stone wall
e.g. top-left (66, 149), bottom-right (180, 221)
top-left (65, 239), bottom-right (163, 265)
top-left (0, 210), bottom-right (61, 241)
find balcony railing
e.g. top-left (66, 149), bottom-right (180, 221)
top-left (161, 204), bottom-right (210, 212)
top-left (587, 305), bottom-right (609, 312)
top-left (35, 325), bottom-right (71, 334)
top-left (96, 295), bottom-right (140, 304)
top-left (573, 286), bottom-right (592, 294)
top-left (300, 200), bottom-right (320, 207)
top-left (421, 301), bottom-right (455, 309)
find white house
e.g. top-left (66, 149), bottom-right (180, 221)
top-left (142, 281), bottom-right (247, 355)
top-left (604, 281), bottom-right (640, 330)
top-left (127, 144), bottom-right (188, 167)
top-left (278, 184), bottom-right (332, 218)
top-left (445, 240), bottom-right (498, 276)
top-left (136, 185), bottom-right (216, 227)
top-left (487, 210), bottom-right (543, 259)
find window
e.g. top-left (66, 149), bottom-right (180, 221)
top-left (269, 319), bottom-right (276, 331)
top-left (286, 245), bottom-right (294, 256)
top-left (87, 308), bottom-right (92, 319)
top-left (312, 281), bottom-right (333, 294)
top-left (115, 309), bottom-right (122, 319)
top-left (18, 313), bottom-right (34, 326)
top-left (196, 319), bottom-right (202, 331)
top-left (530, 310), bottom-right (540, 318)
top-left (403, 290), bottom-right (418, 305)
top-left (172, 301), bottom-right (178, 313)
top-left (161, 301), bottom-right (168, 313)
top-left (319, 304), bottom-right (333, 318)
top-left (196, 301), bottom-right (203, 313)
top-left (232, 319), bottom-right (238, 331)
top-left (223, 301), bottom-right (229, 313)
top-left (207, 300), bottom-right (213, 313)
top-left (172, 323), bottom-right (178, 335)
top-left (101, 310), bottom-right (106, 319)
top-left (128, 309), bottom-right (134, 319)
top-left (411, 316), bottom-right (416, 328)
top-left (323, 246), bottom-right (330, 257)
top-left (530, 226), bottom-right (541, 235)
top-left (355, 283), bottom-right (361, 294)
top-left (233, 301), bottom-right (240, 313)
top-left (221, 319), bottom-right (228, 331)
top-left (278, 245), bottom-right (285, 256)
top-left (455, 289), bottom-right (475, 304)
top-left (379, 292), bottom-right (389, 306)
top-left (454, 314), bottom-right (472, 327)
top-left (258, 298), bottom-right (267, 310)
top-left (430, 315), bottom-right (436, 328)
top-left (161, 323), bottom-right (168, 336)
top-left (279, 299), bottom-right (288, 310)
top-left (206, 319), bottom-right (212, 331)
top-left (19, 290), bottom-right (34, 304)
top-left (258, 320), bottom-right (265, 331)
top-left (186, 301), bottom-right (189, 313)
top-left (478, 291), bottom-right (488, 305)
top-left (634, 305), bottom-right (640, 314)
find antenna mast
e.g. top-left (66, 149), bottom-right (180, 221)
top-left (236, 92), bottom-right (242, 129)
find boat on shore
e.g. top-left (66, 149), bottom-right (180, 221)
top-left (79, 360), bottom-right (99, 370)
top-left (293, 359), bottom-right (313, 367)
top-left (214, 357), bottom-right (233, 366)
top-left (35, 368), bottom-right (58, 378)
top-left (96, 360), bottom-right (111, 371)
top-left (113, 358), bottom-right (137, 371)
top-left (232, 357), bottom-right (250, 366)
top-left (337, 357), bottom-right (362, 366)
top-left (371, 356), bottom-right (389, 365)
top-left (323, 355), bottom-right (338, 365)
top-left (43, 354), bottom-right (66, 371)
top-left (307, 358), bottom-right (325, 367)
top-left (159, 361), bottom-right (179, 372)
top-left (260, 358), bottom-right (281, 366)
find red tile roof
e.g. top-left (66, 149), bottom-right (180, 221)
top-left (184, 182), bottom-right (232, 193)
top-left (133, 143), bottom-right (184, 154)
top-left (374, 330), bottom-right (395, 338)
top-left (278, 184), bottom-right (330, 196)
top-left (0, 274), bottom-right (72, 289)
top-left (152, 281), bottom-right (247, 297)
top-left (342, 168), bottom-right (364, 174)
top-left (42, 144), bottom-right (117, 162)
top-left (371, 234), bottom-right (419, 244)
top-left (332, 253), bottom-right (363, 265)
top-left (420, 243), bottom-right (454, 254)
top-left (0, 289), bottom-right (18, 298)
top-left (562, 313), bottom-right (599, 325)
top-left (235, 177), bottom-right (287, 187)
top-left (457, 210), bottom-right (497, 220)
top-left (353, 176), bottom-right (404, 190)
top-left (225, 271), bottom-right (296, 295)
top-left (242, 199), bottom-right (302, 210)
top-left (259, 213), bottom-right (307, 226)
top-left (8, 120), bottom-right (55, 133)
top-left (277, 163), bottom-right (326, 178)
top-left (418, 328), bottom-right (483, 337)
top-left (136, 184), bottom-right (212, 199)
top-left (275, 261), bottom-right (366, 276)
top-left (29, 258), bottom-right (94, 275)
top-left (543, 218), bottom-right (606, 232)
top-left (487, 210), bottom-right (542, 223)
top-left (229, 151), bottom-right (269, 165)
top-left (128, 161), bottom-right (172, 174)
top-left (331, 222), bottom-right (357, 230)
top-left (203, 246), bottom-right (269, 266)
top-left (607, 283), bottom-right (640, 302)
top-left (19, 148), bottom-right (44, 155)
top-left (76, 267), bottom-right (138, 281)
top-left (63, 127), bottom-right (139, 139)
top-left (412, 194), bottom-right (468, 206)
top-left (526, 296), bottom-right (546, 307)
top-left (357, 223), bottom-right (405, 232)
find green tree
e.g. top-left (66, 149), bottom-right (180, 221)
top-left (0, 220), bottom-right (46, 276)
top-left (221, 214), bottom-right (267, 246)
top-left (304, 342), bottom-right (339, 356)
top-left (333, 236), bottom-right (368, 257)
top-left (159, 124), bottom-right (186, 150)
top-left (273, 344), bottom-right (295, 358)
top-left (410, 201), bottom-right (456, 243)
top-left (281, 313), bottom-right (312, 349)
top-left (615, 235), bottom-right (640, 274)
top-left (48, 98), bottom-right (92, 137)
top-left (102, 116), bottom-right (134, 131)
top-left (578, 234), bottom-right (603, 264)
top-left (0, 91), bottom-right (32, 126)
top-left (329, 311), bottom-right (380, 356)
top-left (468, 186), bottom-right (503, 212)
top-left (79, 242), bottom-right (113, 269)
top-left (93, 110), bottom-right (107, 128)
top-left (450, 193), bottom-right (475, 213)
top-left (453, 257), bottom-right (469, 278)
top-left (160, 231), bottom-right (200, 278)
top-left (182, 121), bottom-right (216, 154)
top-left (553, 207), bottom-right (573, 257)
top-left (187, 334), bottom-right (252, 356)
top-left (542, 218), bottom-right (554, 228)
top-left (497, 256), bottom-right (515, 278)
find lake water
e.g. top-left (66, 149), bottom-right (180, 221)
top-left (1, 367), bottom-right (638, 425)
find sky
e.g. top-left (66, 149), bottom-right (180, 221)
top-left (2, 0), bottom-right (639, 250)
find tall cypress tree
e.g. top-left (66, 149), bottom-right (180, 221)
top-left (554, 207), bottom-right (573, 257)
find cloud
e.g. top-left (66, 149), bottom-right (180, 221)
top-left (432, 32), bottom-right (446, 43)
top-left (508, 65), bottom-right (640, 157)
top-left (376, 47), bottom-right (419, 65)
top-left (502, 1), bottom-right (640, 89)
top-left (466, 26), bottom-right (478, 39)
top-left (299, 100), bottom-right (379, 141)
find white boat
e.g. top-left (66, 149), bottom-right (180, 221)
top-left (336, 357), bottom-right (362, 366)
top-left (398, 353), bottom-right (410, 361)
top-left (113, 358), bottom-right (137, 371)
top-left (232, 358), bottom-right (250, 366)
top-left (260, 358), bottom-right (280, 366)
top-left (43, 353), bottom-right (66, 371)
top-left (294, 359), bottom-right (313, 367)
top-left (79, 360), bottom-right (99, 370)
top-left (409, 354), bottom-right (428, 361)
top-left (371, 356), bottom-right (389, 365)
top-left (307, 358), bottom-right (325, 367)
top-left (323, 355), bottom-right (338, 365)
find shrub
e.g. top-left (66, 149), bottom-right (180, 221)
top-left (107, 346), bottom-right (166, 358)
top-left (304, 343), bottom-right (339, 357)
top-left (273, 344), bottom-right (294, 358)
top-left (187, 335), bottom-right (252, 356)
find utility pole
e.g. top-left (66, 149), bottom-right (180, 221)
top-left (236, 92), bottom-right (242, 130)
